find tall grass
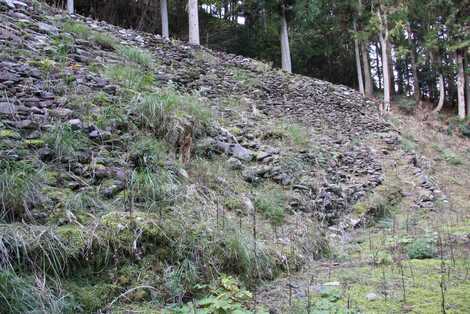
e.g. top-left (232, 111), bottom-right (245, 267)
top-left (0, 224), bottom-right (68, 275)
top-left (105, 65), bottom-right (154, 91)
top-left (44, 124), bottom-right (89, 161)
top-left (0, 160), bottom-right (45, 221)
top-left (131, 90), bottom-right (212, 138)
top-left (0, 271), bottom-right (73, 314)
top-left (117, 46), bottom-right (154, 68)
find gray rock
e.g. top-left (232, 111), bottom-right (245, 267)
top-left (0, 102), bottom-right (16, 114)
top-left (227, 157), bottom-right (243, 170)
top-left (68, 118), bottom-right (83, 130)
top-left (215, 141), bottom-right (254, 161)
top-left (14, 119), bottom-right (36, 129)
top-left (37, 22), bottom-right (59, 35)
top-left (366, 292), bottom-right (379, 301)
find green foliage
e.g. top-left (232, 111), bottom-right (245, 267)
top-left (131, 90), bottom-right (212, 138)
top-left (44, 124), bottom-right (89, 161)
top-left (62, 21), bottom-right (91, 39)
top-left (255, 189), bottom-right (286, 226)
top-left (128, 167), bottom-right (179, 211)
top-left (117, 45), bottom-right (154, 68)
top-left (92, 32), bottom-right (118, 50)
top-left (105, 64), bottom-right (154, 91)
top-left (0, 160), bottom-right (45, 221)
top-left (407, 238), bottom-right (437, 259)
top-left (129, 136), bottom-right (169, 170)
top-left (0, 224), bottom-right (68, 274)
top-left (171, 275), bottom-right (261, 314)
top-left (400, 134), bottom-right (417, 152)
top-left (0, 271), bottom-right (73, 314)
top-left (51, 35), bottom-right (74, 62)
top-left (265, 122), bottom-right (310, 147)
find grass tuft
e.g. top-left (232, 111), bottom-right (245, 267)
top-left (0, 160), bottom-right (45, 222)
top-left (44, 124), bottom-right (89, 161)
top-left (131, 90), bottom-right (212, 139)
top-left (105, 65), bottom-right (154, 91)
top-left (117, 46), bottom-right (154, 68)
top-left (0, 271), bottom-right (73, 314)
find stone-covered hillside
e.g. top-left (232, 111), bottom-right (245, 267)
top-left (1, 0), bottom-right (469, 313)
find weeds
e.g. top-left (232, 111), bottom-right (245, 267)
top-left (62, 21), bottom-right (91, 39)
top-left (264, 122), bottom-right (310, 147)
top-left (62, 20), bottom-right (117, 49)
top-left (407, 237), bottom-right (437, 259)
top-left (0, 160), bottom-right (45, 221)
top-left (105, 65), bottom-right (154, 91)
top-left (131, 90), bottom-right (212, 138)
top-left (117, 46), bottom-right (154, 68)
top-left (44, 124), bottom-right (89, 161)
top-left (128, 167), bottom-right (179, 211)
top-left (255, 190), bottom-right (286, 227)
top-left (0, 224), bottom-right (68, 275)
top-left (0, 271), bottom-right (73, 314)
top-left (129, 136), bottom-right (169, 170)
top-left (92, 32), bottom-right (118, 50)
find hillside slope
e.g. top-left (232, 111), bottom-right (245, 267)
top-left (0, 1), bottom-right (469, 313)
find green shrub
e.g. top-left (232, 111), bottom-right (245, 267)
top-left (45, 124), bottom-right (89, 161)
top-left (62, 20), bottom-right (91, 39)
top-left (131, 90), bottom-right (212, 138)
top-left (92, 32), bottom-right (118, 50)
top-left (255, 191), bottom-right (286, 226)
top-left (105, 65), bottom-right (154, 91)
top-left (0, 160), bottom-right (45, 221)
top-left (407, 238), bottom-right (437, 259)
top-left (129, 136), bottom-right (169, 170)
top-left (117, 45), bottom-right (154, 68)
top-left (0, 224), bottom-right (69, 274)
top-left (128, 168), bottom-right (179, 211)
top-left (0, 271), bottom-right (74, 314)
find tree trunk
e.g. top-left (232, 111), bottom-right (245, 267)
top-left (161, 0), bottom-right (169, 39)
top-left (378, 8), bottom-right (391, 112)
top-left (386, 40), bottom-right (395, 96)
top-left (466, 55), bottom-right (470, 117)
top-left (406, 22), bottom-right (420, 104)
top-left (280, 6), bottom-right (292, 73)
top-left (188, 0), bottom-right (200, 45)
top-left (353, 20), bottom-right (365, 95)
top-left (67, 0), bottom-right (74, 15)
top-left (432, 54), bottom-right (445, 114)
top-left (361, 41), bottom-right (373, 96)
top-left (456, 50), bottom-right (466, 119)
top-left (376, 41), bottom-right (382, 90)
top-left (357, 0), bottom-right (372, 96)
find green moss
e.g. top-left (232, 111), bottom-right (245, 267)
top-left (23, 139), bottom-right (45, 148)
top-left (56, 225), bottom-right (87, 256)
top-left (0, 129), bottom-right (21, 139)
top-left (65, 279), bottom-right (119, 312)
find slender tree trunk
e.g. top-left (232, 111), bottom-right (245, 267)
top-left (353, 20), bottom-right (365, 95)
top-left (280, 6), bottom-right (292, 73)
top-left (433, 54), bottom-right (445, 114)
top-left (67, 0), bottom-right (74, 14)
top-left (357, 0), bottom-right (372, 96)
top-left (361, 41), bottom-right (373, 96)
top-left (466, 55), bottom-right (470, 117)
top-left (188, 0), bottom-right (200, 45)
top-left (386, 40), bottom-right (395, 96)
top-left (161, 0), bottom-right (169, 39)
top-left (376, 41), bottom-right (382, 90)
top-left (406, 22), bottom-right (420, 104)
top-left (378, 8), bottom-right (391, 112)
top-left (456, 50), bottom-right (466, 119)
